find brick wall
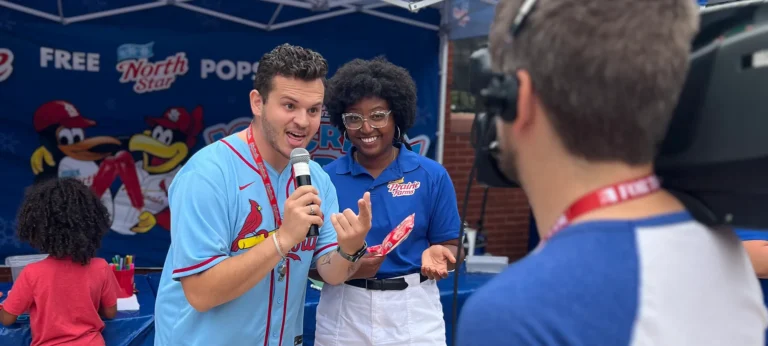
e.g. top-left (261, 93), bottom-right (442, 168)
top-left (442, 43), bottom-right (531, 262)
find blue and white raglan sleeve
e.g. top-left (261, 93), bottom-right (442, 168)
top-left (168, 169), bottom-right (232, 280)
top-left (457, 290), bottom-right (542, 346)
top-left (735, 229), bottom-right (768, 241)
top-left (312, 165), bottom-right (339, 264)
top-left (427, 168), bottom-right (461, 244)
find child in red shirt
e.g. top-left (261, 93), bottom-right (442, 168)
top-left (0, 178), bottom-right (120, 346)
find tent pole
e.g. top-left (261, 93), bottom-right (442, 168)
top-left (435, 3), bottom-right (449, 163)
top-left (56, 0), bottom-right (65, 24)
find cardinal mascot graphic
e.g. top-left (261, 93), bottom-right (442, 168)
top-left (30, 100), bottom-right (204, 236)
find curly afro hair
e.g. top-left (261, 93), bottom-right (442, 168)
top-left (325, 56), bottom-right (417, 144)
top-left (17, 178), bottom-right (111, 265)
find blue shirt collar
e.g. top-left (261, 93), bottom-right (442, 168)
top-left (336, 142), bottom-right (420, 177)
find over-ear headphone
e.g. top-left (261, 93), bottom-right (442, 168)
top-left (470, 0), bottom-right (538, 125)
top-left (465, 0), bottom-right (538, 188)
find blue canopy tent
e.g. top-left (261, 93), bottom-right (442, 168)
top-left (0, 0), bottom-right (459, 266)
top-left (0, 0), bottom-right (753, 266)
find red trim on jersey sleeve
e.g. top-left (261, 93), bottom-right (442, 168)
top-left (314, 242), bottom-right (338, 256)
top-left (172, 255), bottom-right (224, 274)
top-left (221, 139), bottom-right (259, 173)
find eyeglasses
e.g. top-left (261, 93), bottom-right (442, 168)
top-left (341, 110), bottom-right (391, 130)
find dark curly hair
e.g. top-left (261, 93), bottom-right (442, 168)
top-left (325, 56), bottom-right (417, 148)
top-left (17, 178), bottom-right (111, 265)
top-left (253, 43), bottom-right (329, 102)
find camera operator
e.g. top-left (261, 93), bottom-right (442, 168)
top-left (456, 0), bottom-right (768, 345)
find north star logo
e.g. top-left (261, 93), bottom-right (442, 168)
top-left (0, 48), bottom-right (14, 82)
top-left (388, 179), bottom-right (421, 197)
top-left (116, 42), bottom-right (188, 94)
top-left (231, 200), bottom-right (316, 260)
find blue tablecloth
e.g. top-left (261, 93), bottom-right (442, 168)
top-left (0, 275), bottom-right (155, 346)
top-left (0, 268), bottom-right (490, 346)
top-left (146, 268), bottom-right (495, 346)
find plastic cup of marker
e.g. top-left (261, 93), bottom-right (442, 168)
top-left (112, 263), bottom-right (135, 298)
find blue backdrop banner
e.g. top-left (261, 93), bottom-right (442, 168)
top-left (0, 3), bottom-right (440, 266)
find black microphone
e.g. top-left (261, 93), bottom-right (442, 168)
top-left (290, 148), bottom-right (319, 238)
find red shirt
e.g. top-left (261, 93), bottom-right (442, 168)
top-left (1, 257), bottom-right (119, 346)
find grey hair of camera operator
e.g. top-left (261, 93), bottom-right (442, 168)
top-left (487, 0), bottom-right (700, 174)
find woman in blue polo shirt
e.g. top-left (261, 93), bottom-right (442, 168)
top-left (314, 57), bottom-right (462, 346)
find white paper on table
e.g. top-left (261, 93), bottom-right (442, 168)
top-left (117, 295), bottom-right (140, 311)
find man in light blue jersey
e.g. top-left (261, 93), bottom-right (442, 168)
top-left (154, 44), bottom-right (372, 346)
top-left (457, 0), bottom-right (767, 345)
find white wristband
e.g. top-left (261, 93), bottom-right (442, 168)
top-left (273, 232), bottom-right (286, 259)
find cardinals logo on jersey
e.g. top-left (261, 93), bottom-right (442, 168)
top-left (232, 200), bottom-right (271, 252)
top-left (231, 199), bottom-right (317, 260)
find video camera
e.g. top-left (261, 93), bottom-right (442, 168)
top-left (467, 1), bottom-right (768, 229)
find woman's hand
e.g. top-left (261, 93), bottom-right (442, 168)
top-left (421, 245), bottom-right (457, 280)
top-left (349, 253), bottom-right (385, 279)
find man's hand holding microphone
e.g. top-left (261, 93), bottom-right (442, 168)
top-left (274, 187), bottom-right (373, 258)
top-left (274, 148), bottom-right (372, 261)
top-left (274, 185), bottom-right (325, 255)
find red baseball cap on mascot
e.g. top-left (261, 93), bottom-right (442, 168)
top-left (33, 101), bottom-right (97, 132)
top-left (145, 106), bottom-right (204, 148)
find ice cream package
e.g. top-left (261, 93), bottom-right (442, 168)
top-left (367, 213), bottom-right (415, 257)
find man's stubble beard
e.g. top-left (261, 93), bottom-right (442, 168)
top-left (260, 109), bottom-right (290, 160)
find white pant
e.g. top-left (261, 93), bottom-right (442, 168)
top-left (315, 273), bottom-right (447, 346)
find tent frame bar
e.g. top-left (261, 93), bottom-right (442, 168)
top-left (0, 0), bottom-right (443, 31)
top-left (0, 0), bottom-right (60, 22)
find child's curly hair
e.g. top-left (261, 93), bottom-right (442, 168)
top-left (17, 178), bottom-right (111, 265)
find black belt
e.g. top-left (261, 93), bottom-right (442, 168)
top-left (345, 274), bottom-right (428, 291)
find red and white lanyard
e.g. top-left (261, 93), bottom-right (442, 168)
top-left (542, 174), bottom-right (662, 243)
top-left (246, 126), bottom-right (282, 228)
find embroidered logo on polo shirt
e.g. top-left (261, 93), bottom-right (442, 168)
top-left (387, 178), bottom-right (421, 197)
